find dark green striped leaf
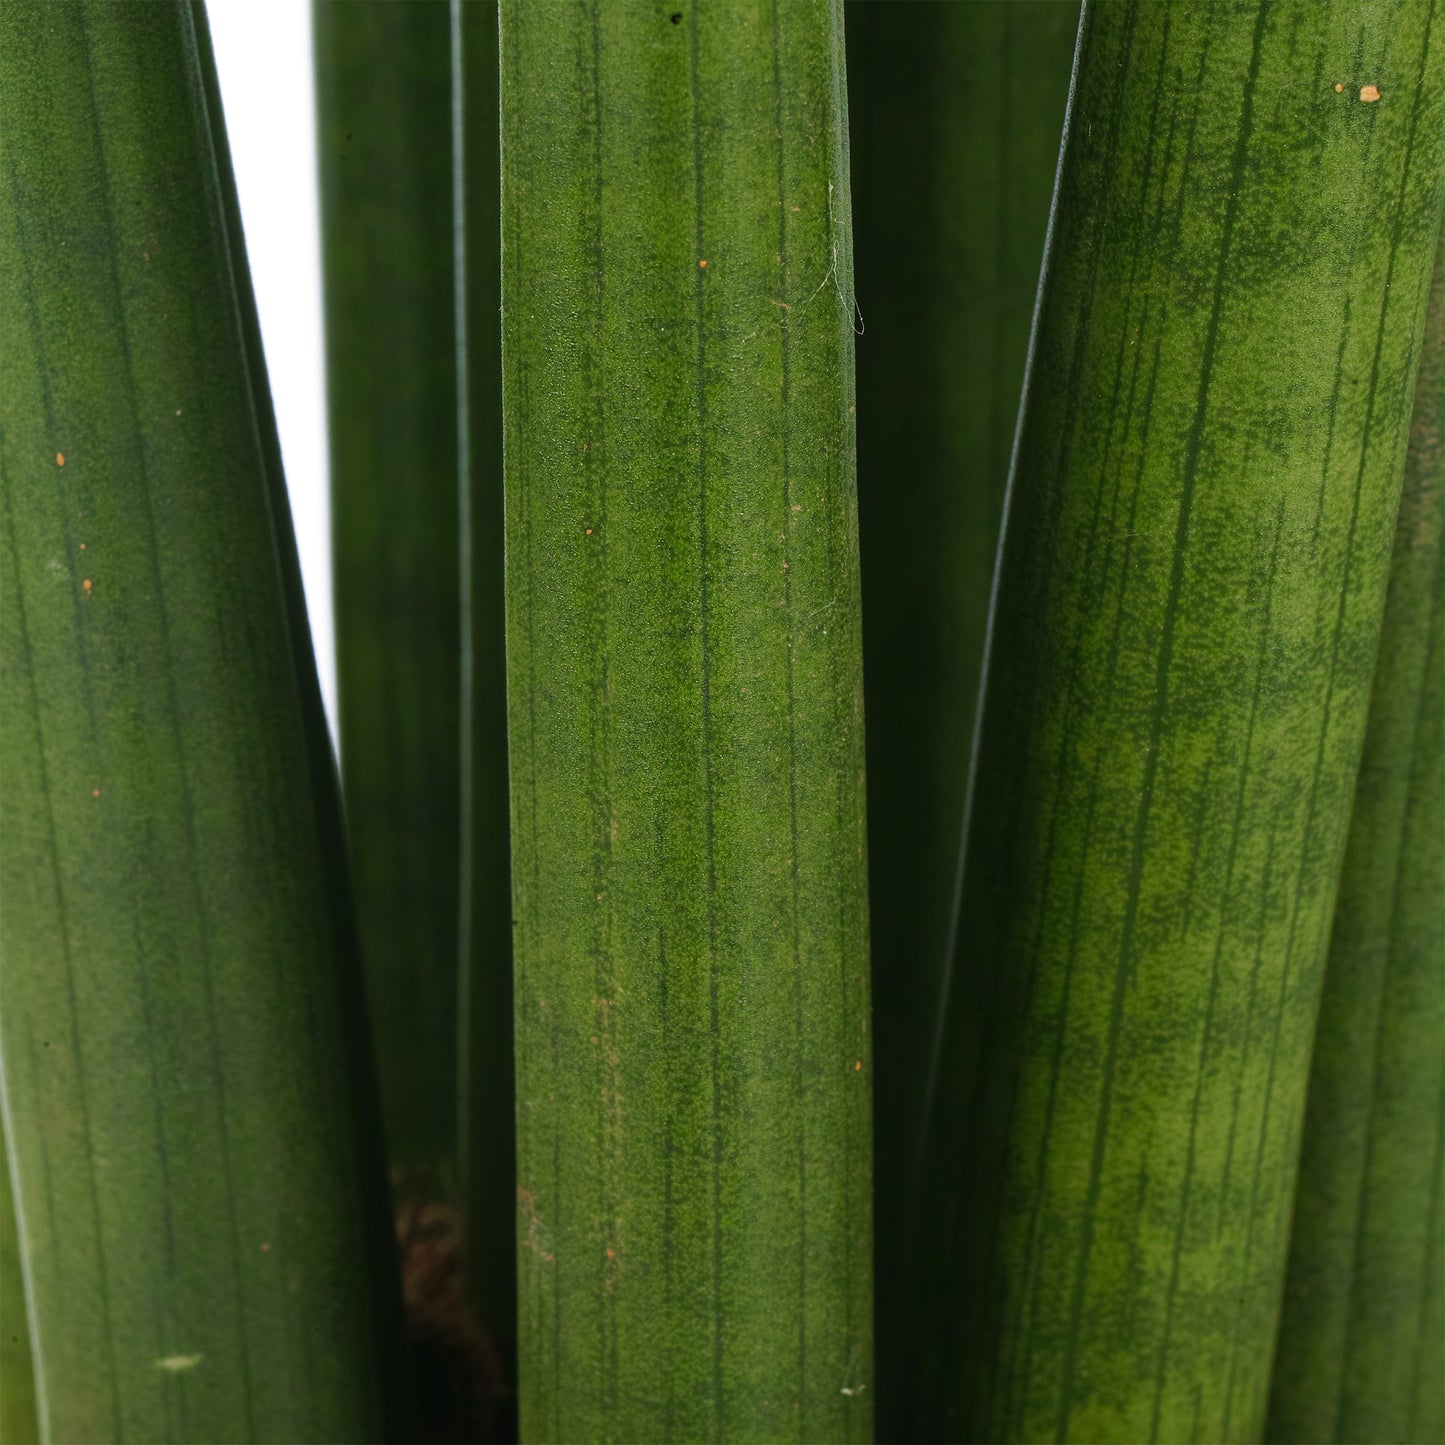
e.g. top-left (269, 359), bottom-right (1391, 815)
top-left (0, 4), bottom-right (404, 1437)
top-left (455, 0), bottom-right (517, 1378)
top-left (913, 2), bottom-right (1445, 1440)
top-left (1267, 229), bottom-right (1445, 1445)
top-left (314, 0), bottom-right (464, 1175)
top-left (500, 1), bottom-right (871, 1438)
top-left (844, 4), bottom-right (1079, 1432)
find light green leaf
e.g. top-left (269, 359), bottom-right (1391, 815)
top-left (1267, 229), bottom-right (1445, 1445)
top-left (500, 1), bottom-right (871, 1438)
top-left (914, 2), bottom-right (1445, 1440)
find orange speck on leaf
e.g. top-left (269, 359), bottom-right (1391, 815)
top-left (698, 258), bottom-right (708, 269)
top-left (260, 1242), bottom-right (270, 1253)
top-left (585, 527), bottom-right (593, 535)
top-left (606, 1248), bottom-right (615, 1259)
top-left (854, 1060), bottom-right (862, 1072)
top-left (82, 578), bottom-right (92, 593)
top-left (1334, 82), bottom-right (1344, 92)
top-left (55, 452), bottom-right (65, 467)
top-left (79, 542), bottom-right (86, 550)
top-left (91, 789), bottom-right (100, 799)
top-left (1360, 84), bottom-right (1381, 102)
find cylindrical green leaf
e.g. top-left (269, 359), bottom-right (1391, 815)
top-left (456, 0), bottom-right (517, 1376)
top-left (1266, 231), bottom-right (1445, 1445)
top-left (0, 4), bottom-right (405, 1437)
top-left (500, 2), bottom-right (871, 1440)
top-left (914, 2), bottom-right (1445, 1441)
top-left (314, 0), bottom-right (462, 1173)
top-left (844, 4), bottom-right (1078, 1431)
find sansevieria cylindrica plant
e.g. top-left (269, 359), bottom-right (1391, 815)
top-left (1, 2), bottom-right (1441, 1443)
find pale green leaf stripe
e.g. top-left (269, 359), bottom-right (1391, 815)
top-left (1, 1121), bottom-right (38, 1445)
top-left (843, 5), bottom-right (1079, 1433)
top-left (1267, 230), bottom-right (1445, 1445)
top-left (501, 1), bottom-right (871, 1440)
top-left (914, 1), bottom-right (1445, 1441)
top-left (0, 4), bottom-right (403, 1438)
top-left (314, 0), bottom-right (463, 1175)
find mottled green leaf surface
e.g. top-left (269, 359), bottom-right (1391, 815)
top-left (1267, 231), bottom-right (1445, 1445)
top-left (0, 1124), bottom-right (38, 1445)
top-left (912, 2), bottom-right (1445, 1441)
top-left (455, 0), bottom-right (517, 1374)
top-left (0, 4), bottom-right (403, 1438)
top-left (843, 4), bottom-right (1078, 1432)
top-left (314, 0), bottom-right (462, 1173)
top-left (501, 1), bottom-right (871, 1440)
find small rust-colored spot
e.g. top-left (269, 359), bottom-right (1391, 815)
top-left (698, 258), bottom-right (708, 269)
top-left (91, 788), bottom-right (100, 799)
top-left (82, 578), bottom-right (93, 593)
top-left (585, 527), bottom-right (593, 535)
top-left (1360, 84), bottom-right (1381, 102)
top-left (854, 1060), bottom-right (862, 1072)
top-left (79, 542), bottom-right (86, 550)
top-left (1334, 82), bottom-right (1344, 93)
top-left (260, 1242), bottom-right (270, 1252)
top-left (56, 452), bottom-right (65, 467)
top-left (605, 1248), bottom-right (615, 1259)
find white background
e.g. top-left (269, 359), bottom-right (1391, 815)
top-left (208, 0), bottom-right (337, 735)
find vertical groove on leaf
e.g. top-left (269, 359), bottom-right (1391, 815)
top-left (500, 1), bottom-right (872, 1439)
top-left (913, 2), bottom-right (1445, 1441)
top-left (1267, 230), bottom-right (1445, 1445)
top-left (314, 0), bottom-right (462, 1172)
top-left (0, 4), bottom-right (403, 1438)
top-left (843, 5), bottom-right (1079, 1432)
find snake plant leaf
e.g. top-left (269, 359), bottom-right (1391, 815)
top-left (0, 3), bottom-right (406, 1438)
top-left (844, 3), bottom-right (1079, 1431)
top-left (314, 0), bottom-right (463, 1176)
top-left (0, 1123), bottom-right (38, 1445)
top-left (911, 2), bottom-right (1445, 1441)
top-left (1266, 229), bottom-right (1445, 1445)
top-left (455, 0), bottom-right (517, 1379)
top-left (501, 1), bottom-right (871, 1439)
